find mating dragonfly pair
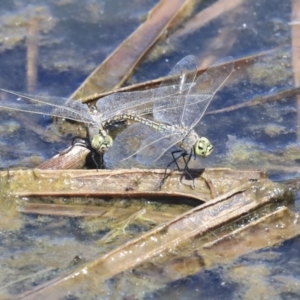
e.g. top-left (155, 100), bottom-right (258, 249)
top-left (0, 55), bottom-right (234, 180)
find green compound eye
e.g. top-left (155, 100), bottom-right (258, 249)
top-left (91, 134), bottom-right (113, 154)
top-left (195, 137), bottom-right (213, 157)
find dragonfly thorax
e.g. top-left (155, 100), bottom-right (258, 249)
top-left (91, 134), bottom-right (113, 154)
top-left (194, 137), bottom-right (213, 157)
top-left (179, 129), bottom-right (199, 152)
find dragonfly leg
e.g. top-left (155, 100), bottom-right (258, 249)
top-left (180, 150), bottom-right (196, 187)
top-left (159, 150), bottom-right (186, 189)
top-left (90, 151), bottom-right (104, 170)
top-left (171, 150), bottom-right (186, 169)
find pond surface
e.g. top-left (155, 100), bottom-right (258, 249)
top-left (0, 0), bottom-right (300, 299)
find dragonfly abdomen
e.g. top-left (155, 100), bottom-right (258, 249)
top-left (103, 113), bottom-right (167, 132)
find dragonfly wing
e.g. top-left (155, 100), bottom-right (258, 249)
top-left (0, 89), bottom-right (71, 106)
top-left (0, 89), bottom-right (95, 124)
top-left (105, 123), bottom-right (183, 168)
top-left (182, 57), bottom-right (234, 129)
top-left (54, 98), bottom-right (95, 124)
top-left (98, 55), bottom-right (197, 122)
top-left (153, 55), bottom-right (197, 125)
top-left (180, 94), bottom-right (212, 128)
top-left (189, 56), bottom-right (234, 95)
top-left (98, 84), bottom-right (195, 122)
top-left (97, 89), bottom-right (156, 120)
top-left (154, 55), bottom-right (197, 97)
top-left (135, 130), bottom-right (184, 165)
top-left (105, 122), bottom-right (154, 168)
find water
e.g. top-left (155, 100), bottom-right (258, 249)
top-left (0, 0), bottom-right (299, 299)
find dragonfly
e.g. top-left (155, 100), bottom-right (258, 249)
top-left (0, 56), bottom-right (200, 165)
top-left (105, 55), bottom-right (234, 181)
top-left (0, 55), bottom-right (233, 171)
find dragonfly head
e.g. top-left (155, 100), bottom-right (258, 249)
top-left (195, 137), bottom-right (213, 157)
top-left (91, 134), bottom-right (113, 153)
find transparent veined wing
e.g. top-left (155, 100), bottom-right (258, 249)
top-left (105, 122), bottom-right (180, 168)
top-left (155, 55), bottom-right (197, 96)
top-left (152, 55), bottom-right (197, 126)
top-left (153, 57), bottom-right (234, 129)
top-left (0, 75), bottom-right (195, 129)
top-left (0, 87), bottom-right (187, 131)
top-left (0, 89), bottom-right (95, 125)
top-left (135, 128), bottom-right (185, 164)
top-left (105, 122), bottom-right (151, 168)
top-left (181, 56), bottom-right (234, 129)
top-left (97, 55), bottom-right (197, 121)
top-left (0, 55), bottom-right (200, 133)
